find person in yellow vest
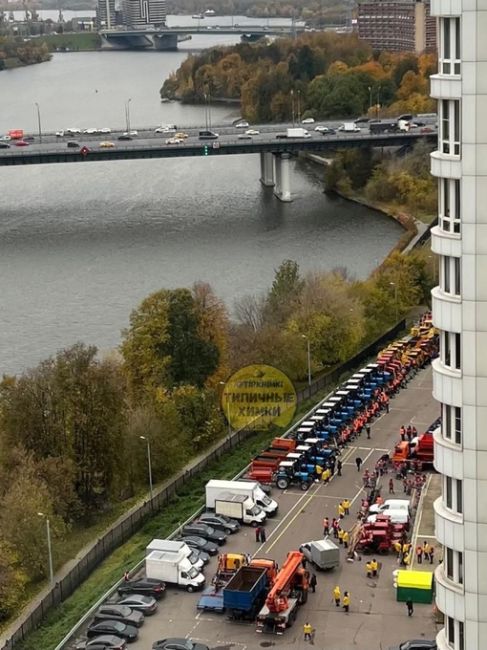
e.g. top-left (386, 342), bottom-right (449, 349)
top-left (342, 591), bottom-right (351, 612)
top-left (366, 561), bottom-right (373, 578)
top-left (370, 558), bottom-right (378, 577)
top-left (338, 502), bottom-right (345, 518)
top-left (342, 530), bottom-right (350, 549)
top-left (333, 584), bottom-right (341, 607)
top-left (342, 498), bottom-right (351, 515)
top-left (393, 540), bottom-right (402, 556)
top-left (322, 467), bottom-right (331, 483)
top-left (403, 552), bottom-right (411, 566)
top-left (338, 527), bottom-right (344, 545)
top-left (303, 622), bottom-right (313, 641)
top-left (315, 464), bottom-right (323, 480)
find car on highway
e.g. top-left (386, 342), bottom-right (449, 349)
top-left (66, 128), bottom-right (82, 134)
top-left (198, 130), bottom-right (219, 140)
top-left (23, 135), bottom-right (35, 142)
top-left (175, 132), bottom-right (189, 139)
top-left (197, 513), bottom-right (240, 534)
top-left (238, 134), bottom-right (252, 140)
top-left (354, 117), bottom-right (370, 124)
top-left (181, 523), bottom-right (226, 545)
top-left (123, 130), bottom-right (138, 136)
top-left (152, 639), bottom-right (209, 650)
top-left (15, 140), bottom-right (29, 147)
top-left (176, 535), bottom-right (218, 555)
top-left (155, 125), bottom-right (177, 133)
top-left (84, 128), bottom-right (99, 134)
top-left (0, 142), bottom-right (10, 148)
top-left (314, 125), bottom-right (331, 133)
top-left (165, 137), bottom-right (184, 144)
top-left (246, 129), bottom-right (259, 135)
top-left (87, 620), bottom-right (138, 642)
top-left (301, 117), bottom-right (315, 124)
top-left (56, 130), bottom-right (65, 137)
top-left (117, 578), bottom-right (166, 599)
top-left (0, 134), bottom-right (11, 141)
top-left (67, 141), bottom-right (80, 148)
top-left (116, 594), bottom-right (158, 614)
top-left (75, 635), bottom-right (127, 649)
top-left (118, 135), bottom-right (132, 141)
top-left (99, 127), bottom-right (112, 134)
top-left (93, 604), bottom-right (144, 628)
top-left (389, 641), bottom-right (437, 650)
top-left (235, 121), bottom-right (249, 128)
top-left (99, 141), bottom-right (115, 148)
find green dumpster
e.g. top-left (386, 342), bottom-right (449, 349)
top-left (396, 570), bottom-right (434, 604)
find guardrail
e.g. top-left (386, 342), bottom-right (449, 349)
top-left (0, 318), bottom-right (406, 650)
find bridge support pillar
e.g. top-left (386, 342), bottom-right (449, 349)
top-left (273, 153), bottom-right (292, 202)
top-left (260, 152), bottom-right (275, 186)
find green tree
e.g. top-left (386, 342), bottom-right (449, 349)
top-left (266, 259), bottom-right (304, 324)
top-left (0, 540), bottom-right (27, 622)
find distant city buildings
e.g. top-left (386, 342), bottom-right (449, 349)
top-left (96, 0), bottom-right (116, 29)
top-left (357, 0), bottom-right (436, 53)
top-left (122, 0), bottom-right (166, 28)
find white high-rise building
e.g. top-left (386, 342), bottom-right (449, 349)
top-left (430, 2), bottom-right (487, 649)
top-left (122, 0), bottom-right (166, 28)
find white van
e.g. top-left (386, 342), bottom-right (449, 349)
top-left (368, 499), bottom-right (410, 515)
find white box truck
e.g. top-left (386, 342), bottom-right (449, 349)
top-left (206, 479), bottom-right (278, 516)
top-left (145, 550), bottom-right (205, 592)
top-left (286, 127), bottom-right (310, 138)
top-left (146, 539), bottom-right (204, 571)
top-left (338, 122), bottom-right (361, 133)
top-left (212, 492), bottom-right (266, 526)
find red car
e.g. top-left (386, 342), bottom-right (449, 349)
top-left (15, 140), bottom-right (29, 147)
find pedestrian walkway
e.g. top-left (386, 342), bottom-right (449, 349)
top-left (411, 473), bottom-right (442, 571)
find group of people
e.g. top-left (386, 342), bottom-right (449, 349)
top-left (254, 526), bottom-right (267, 543)
top-left (332, 585), bottom-right (351, 612)
top-left (399, 424), bottom-right (418, 442)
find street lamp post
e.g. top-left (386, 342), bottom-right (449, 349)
top-left (125, 98), bottom-right (132, 133)
top-left (390, 282), bottom-right (398, 322)
top-left (290, 90), bottom-right (295, 126)
top-left (34, 102), bottom-right (42, 143)
top-left (297, 90), bottom-right (301, 123)
top-left (368, 86), bottom-right (372, 114)
top-left (37, 512), bottom-right (54, 584)
top-left (376, 87), bottom-right (381, 120)
top-left (301, 335), bottom-right (312, 386)
top-left (139, 436), bottom-right (153, 502)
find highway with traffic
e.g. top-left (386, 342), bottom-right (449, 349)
top-left (68, 364), bottom-right (439, 650)
top-left (0, 119), bottom-right (438, 166)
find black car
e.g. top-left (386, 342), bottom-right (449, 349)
top-left (67, 140), bottom-right (80, 148)
top-left (389, 641), bottom-right (437, 650)
top-left (321, 128), bottom-right (336, 135)
top-left (181, 523), bottom-right (226, 545)
top-left (197, 513), bottom-right (240, 534)
top-left (75, 635), bottom-right (127, 649)
top-left (24, 135), bottom-right (35, 141)
top-left (177, 535), bottom-right (218, 556)
top-left (152, 639), bottom-right (209, 650)
top-left (189, 548), bottom-right (210, 565)
top-left (87, 621), bottom-right (138, 642)
top-left (117, 135), bottom-right (132, 141)
top-left (117, 578), bottom-right (165, 599)
top-left (94, 605), bottom-right (144, 628)
top-left (0, 142), bottom-right (10, 148)
top-left (116, 594), bottom-right (158, 615)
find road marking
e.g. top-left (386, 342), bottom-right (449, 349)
top-left (265, 485), bottom-right (320, 552)
top-left (410, 473), bottom-right (433, 570)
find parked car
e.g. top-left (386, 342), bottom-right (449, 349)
top-left (197, 513), bottom-right (240, 534)
top-left (75, 635), bottom-right (127, 649)
top-left (87, 621), bottom-right (138, 642)
top-left (117, 578), bottom-right (166, 599)
top-left (190, 548), bottom-right (210, 565)
top-left (152, 639), bottom-right (209, 650)
top-left (181, 523), bottom-right (226, 545)
top-left (176, 535), bottom-right (218, 556)
top-left (116, 594), bottom-right (158, 614)
top-left (389, 641), bottom-right (437, 650)
top-left (94, 605), bottom-right (144, 628)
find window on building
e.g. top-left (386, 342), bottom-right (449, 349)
top-left (455, 407), bottom-right (462, 444)
top-left (440, 17), bottom-right (461, 75)
top-left (444, 403), bottom-right (452, 439)
top-left (440, 257), bottom-right (461, 296)
top-left (446, 547), bottom-right (454, 579)
top-left (455, 333), bottom-right (461, 369)
top-left (439, 178), bottom-right (461, 233)
top-left (456, 479), bottom-right (463, 513)
top-left (446, 476), bottom-right (452, 508)
top-left (444, 257), bottom-right (451, 293)
top-left (459, 552), bottom-right (463, 585)
top-left (442, 404), bottom-right (462, 445)
top-left (454, 258), bottom-right (461, 295)
top-left (443, 331), bottom-right (451, 366)
top-left (442, 331), bottom-right (461, 370)
top-left (459, 621), bottom-right (464, 650)
top-left (448, 616), bottom-right (455, 645)
top-left (441, 99), bottom-right (461, 155)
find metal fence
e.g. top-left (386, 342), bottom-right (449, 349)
top-left (0, 318), bottom-right (406, 650)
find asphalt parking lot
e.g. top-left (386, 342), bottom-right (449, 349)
top-left (74, 365), bottom-right (440, 650)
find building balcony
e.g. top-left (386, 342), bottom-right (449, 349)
top-left (432, 358), bottom-right (462, 410)
top-left (432, 286), bottom-right (462, 334)
top-left (430, 0), bottom-right (461, 17)
top-left (430, 150), bottom-right (462, 179)
top-left (435, 562), bottom-right (465, 622)
top-left (434, 495), bottom-right (464, 551)
top-left (431, 225), bottom-right (462, 257)
top-left (431, 73), bottom-right (462, 100)
top-left (433, 426), bottom-right (463, 478)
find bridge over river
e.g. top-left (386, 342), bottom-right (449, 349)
top-left (0, 123), bottom-right (437, 201)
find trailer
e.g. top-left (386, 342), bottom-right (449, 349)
top-left (299, 539), bottom-right (340, 570)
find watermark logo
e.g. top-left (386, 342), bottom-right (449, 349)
top-left (221, 364), bottom-right (297, 431)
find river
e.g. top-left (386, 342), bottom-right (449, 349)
top-left (0, 39), bottom-right (403, 376)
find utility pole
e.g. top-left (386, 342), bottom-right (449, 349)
top-left (34, 102), bottom-right (42, 143)
top-left (37, 512), bottom-right (54, 584)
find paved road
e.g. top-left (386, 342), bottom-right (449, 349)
top-left (72, 365), bottom-right (439, 650)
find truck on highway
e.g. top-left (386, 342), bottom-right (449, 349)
top-left (205, 479), bottom-right (278, 516)
top-left (223, 559), bottom-right (277, 620)
top-left (145, 539), bottom-right (205, 571)
top-left (276, 127), bottom-right (310, 139)
top-left (256, 550), bottom-right (309, 634)
top-left (145, 550), bottom-right (205, 592)
top-left (338, 122), bottom-right (361, 133)
top-left (299, 539), bottom-right (340, 570)
top-left (212, 492), bottom-right (266, 526)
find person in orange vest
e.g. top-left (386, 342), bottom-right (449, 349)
top-left (323, 517), bottom-right (330, 536)
top-left (416, 545), bottom-right (423, 564)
